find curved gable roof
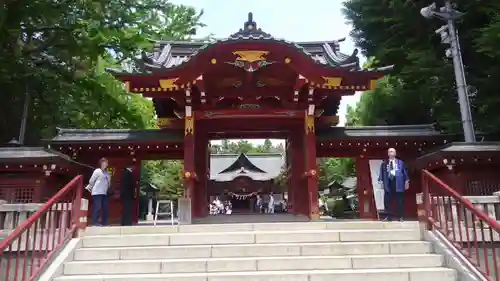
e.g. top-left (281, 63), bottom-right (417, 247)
top-left (218, 153), bottom-right (266, 174)
top-left (210, 153), bottom-right (284, 182)
top-left (108, 12), bottom-right (392, 79)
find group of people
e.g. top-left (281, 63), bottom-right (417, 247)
top-left (255, 192), bottom-right (275, 214)
top-left (85, 147), bottom-right (410, 226)
top-left (210, 197), bottom-right (232, 215)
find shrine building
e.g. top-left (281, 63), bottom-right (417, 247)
top-left (209, 153), bottom-right (285, 212)
top-left (29, 13), bottom-right (462, 224)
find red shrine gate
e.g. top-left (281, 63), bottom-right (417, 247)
top-left (46, 13), bottom-right (454, 223)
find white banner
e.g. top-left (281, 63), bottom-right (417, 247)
top-left (369, 159), bottom-right (385, 211)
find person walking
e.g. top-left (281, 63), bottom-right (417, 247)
top-left (86, 158), bottom-right (111, 226)
top-left (268, 192), bottom-right (275, 214)
top-left (256, 194), bottom-right (263, 213)
top-left (378, 148), bottom-right (409, 221)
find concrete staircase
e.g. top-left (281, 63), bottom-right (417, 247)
top-left (55, 221), bottom-right (456, 281)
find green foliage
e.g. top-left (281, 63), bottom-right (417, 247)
top-left (273, 164), bottom-right (288, 191)
top-left (141, 160), bottom-right (184, 199)
top-left (343, 0), bottom-right (500, 135)
top-left (0, 0), bottom-right (204, 143)
top-left (211, 139), bottom-right (285, 154)
top-left (317, 158), bottom-right (355, 189)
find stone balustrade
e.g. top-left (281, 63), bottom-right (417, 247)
top-left (0, 201), bottom-right (43, 240)
top-left (422, 195), bottom-right (500, 242)
top-left (0, 200), bottom-right (87, 251)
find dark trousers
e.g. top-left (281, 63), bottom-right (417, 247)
top-left (384, 178), bottom-right (404, 220)
top-left (121, 199), bottom-right (133, 226)
top-left (91, 195), bottom-right (109, 226)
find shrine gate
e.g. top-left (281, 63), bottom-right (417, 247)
top-left (44, 13), bottom-right (455, 224)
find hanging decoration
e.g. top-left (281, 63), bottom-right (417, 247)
top-left (229, 191), bottom-right (257, 200)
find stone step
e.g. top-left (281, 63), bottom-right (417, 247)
top-left (80, 229), bottom-right (422, 248)
top-left (54, 268), bottom-right (456, 281)
top-left (74, 241), bottom-right (433, 261)
top-left (83, 221), bottom-right (419, 236)
top-left (63, 254), bottom-right (444, 275)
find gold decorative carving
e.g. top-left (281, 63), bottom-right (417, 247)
top-left (159, 78), bottom-right (179, 90)
top-left (233, 50), bottom-right (269, 63)
top-left (185, 115), bottom-right (194, 135)
top-left (157, 118), bottom-right (173, 127)
top-left (305, 114), bottom-right (315, 134)
top-left (211, 58), bottom-right (217, 64)
top-left (321, 77), bottom-right (342, 88)
top-left (284, 57), bottom-right (291, 64)
top-left (369, 79), bottom-right (377, 90)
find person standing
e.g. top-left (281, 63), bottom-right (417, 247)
top-left (268, 192), bottom-right (275, 214)
top-left (120, 167), bottom-right (135, 226)
top-left (377, 148), bottom-right (409, 221)
top-left (86, 158), bottom-right (111, 226)
top-left (256, 194), bottom-right (263, 213)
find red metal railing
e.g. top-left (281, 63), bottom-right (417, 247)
top-left (0, 175), bottom-right (84, 281)
top-left (422, 169), bottom-right (500, 281)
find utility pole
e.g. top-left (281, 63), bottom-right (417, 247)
top-left (420, 1), bottom-right (475, 142)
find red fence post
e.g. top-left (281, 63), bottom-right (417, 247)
top-left (421, 171), bottom-right (432, 230)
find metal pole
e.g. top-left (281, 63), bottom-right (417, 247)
top-left (18, 87), bottom-right (30, 145)
top-left (445, 1), bottom-right (475, 142)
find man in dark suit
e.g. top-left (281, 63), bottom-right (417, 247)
top-left (378, 148), bottom-right (409, 221)
top-left (120, 167), bottom-right (135, 226)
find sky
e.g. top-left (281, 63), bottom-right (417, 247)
top-left (169, 0), bottom-right (364, 145)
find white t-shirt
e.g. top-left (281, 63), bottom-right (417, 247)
top-left (268, 195), bottom-right (275, 207)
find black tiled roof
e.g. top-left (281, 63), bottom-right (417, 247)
top-left (414, 142), bottom-right (500, 168)
top-left (316, 124), bottom-right (451, 141)
top-left (218, 153), bottom-right (267, 174)
top-left (107, 13), bottom-right (392, 75)
top-left (0, 147), bottom-right (71, 163)
top-left (48, 125), bottom-right (450, 144)
top-left (49, 128), bottom-right (183, 143)
top-left (438, 142), bottom-right (500, 152)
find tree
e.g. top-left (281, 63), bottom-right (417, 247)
top-left (342, 0), bottom-right (500, 135)
top-left (317, 158), bottom-right (355, 189)
top-left (0, 0), bottom-right (204, 143)
top-left (141, 160), bottom-right (184, 198)
top-left (211, 139), bottom-right (283, 154)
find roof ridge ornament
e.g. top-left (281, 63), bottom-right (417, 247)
top-left (228, 12), bottom-right (273, 40)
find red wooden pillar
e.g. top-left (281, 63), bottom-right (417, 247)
top-left (304, 112), bottom-right (319, 220)
top-left (183, 109), bottom-right (196, 216)
top-left (285, 140), bottom-right (293, 213)
top-left (355, 157), bottom-right (377, 219)
top-left (131, 162), bottom-right (141, 224)
top-left (194, 132), bottom-right (208, 218)
top-left (204, 141), bottom-right (210, 216)
top-left (290, 130), bottom-right (305, 216)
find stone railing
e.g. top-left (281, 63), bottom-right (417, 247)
top-left (432, 195), bottom-right (500, 242)
top-left (0, 201), bottom-right (76, 250)
top-left (0, 202), bottom-right (43, 240)
top-left (465, 195), bottom-right (500, 221)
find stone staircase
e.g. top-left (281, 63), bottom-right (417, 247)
top-left (55, 221), bottom-right (456, 281)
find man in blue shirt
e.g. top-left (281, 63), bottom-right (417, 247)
top-left (378, 148), bottom-right (410, 221)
